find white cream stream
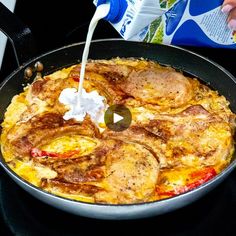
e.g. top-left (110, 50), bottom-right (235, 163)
top-left (59, 4), bottom-right (110, 122)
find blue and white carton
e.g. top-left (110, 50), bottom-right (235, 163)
top-left (94, 0), bottom-right (236, 48)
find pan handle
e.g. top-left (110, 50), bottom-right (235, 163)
top-left (0, 2), bottom-right (37, 66)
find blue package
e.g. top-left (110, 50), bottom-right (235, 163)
top-left (131, 0), bottom-right (236, 48)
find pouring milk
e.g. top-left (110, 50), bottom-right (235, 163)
top-left (59, 0), bottom-right (166, 123)
top-left (59, 4), bottom-right (110, 123)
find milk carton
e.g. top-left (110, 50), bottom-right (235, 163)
top-left (94, 0), bottom-right (166, 39)
top-left (94, 0), bottom-right (236, 48)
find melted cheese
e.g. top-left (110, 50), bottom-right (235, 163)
top-left (41, 135), bottom-right (98, 156)
top-left (1, 58), bottom-right (235, 204)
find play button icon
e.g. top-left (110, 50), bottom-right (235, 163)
top-left (113, 113), bottom-right (124, 123)
top-left (104, 105), bottom-right (132, 132)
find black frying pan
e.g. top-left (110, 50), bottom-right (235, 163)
top-left (0, 3), bottom-right (236, 220)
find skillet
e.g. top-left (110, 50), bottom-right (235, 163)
top-left (0, 3), bottom-right (236, 220)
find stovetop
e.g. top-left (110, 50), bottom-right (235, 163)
top-left (1, 1), bottom-right (236, 235)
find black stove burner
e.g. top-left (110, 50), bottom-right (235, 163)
top-left (0, 170), bottom-right (236, 236)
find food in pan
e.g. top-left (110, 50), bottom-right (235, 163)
top-left (1, 58), bottom-right (235, 204)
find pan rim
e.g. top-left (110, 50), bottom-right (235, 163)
top-left (1, 38), bottom-right (236, 89)
top-left (0, 38), bottom-right (236, 209)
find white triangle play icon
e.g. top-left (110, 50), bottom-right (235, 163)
top-left (113, 113), bottom-right (124, 123)
top-left (104, 105), bottom-right (132, 131)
